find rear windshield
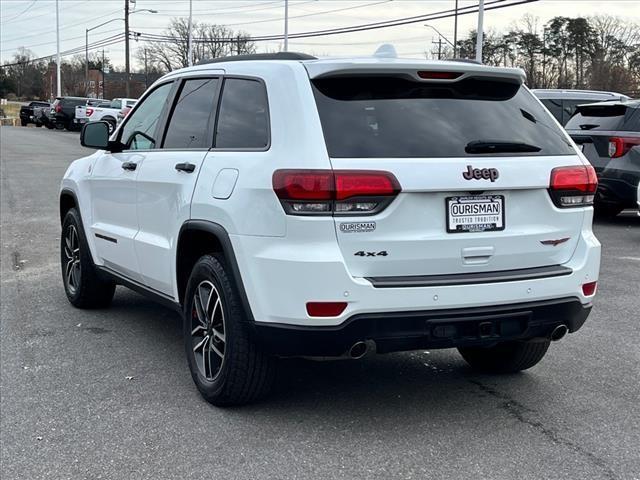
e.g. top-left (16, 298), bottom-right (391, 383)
top-left (312, 76), bottom-right (574, 158)
top-left (565, 104), bottom-right (640, 132)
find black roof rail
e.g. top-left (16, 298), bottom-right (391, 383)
top-left (197, 52), bottom-right (317, 65)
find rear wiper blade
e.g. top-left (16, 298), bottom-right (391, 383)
top-left (465, 140), bottom-right (542, 154)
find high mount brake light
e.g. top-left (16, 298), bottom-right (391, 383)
top-left (273, 170), bottom-right (400, 216)
top-left (549, 165), bottom-right (597, 208)
top-left (608, 137), bottom-right (640, 158)
top-left (417, 71), bottom-right (462, 80)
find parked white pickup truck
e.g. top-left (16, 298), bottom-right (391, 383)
top-left (75, 98), bottom-right (137, 133)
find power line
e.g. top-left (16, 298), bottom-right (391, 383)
top-left (1, 0), bottom-right (38, 23)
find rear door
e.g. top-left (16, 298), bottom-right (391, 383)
top-left (134, 76), bottom-right (221, 295)
top-left (310, 73), bottom-right (584, 278)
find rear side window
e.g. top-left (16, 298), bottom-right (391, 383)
top-left (163, 78), bottom-right (219, 149)
top-left (565, 104), bottom-right (640, 132)
top-left (215, 78), bottom-right (269, 149)
top-left (312, 76), bottom-right (574, 158)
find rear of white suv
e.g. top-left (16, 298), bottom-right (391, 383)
top-left (62, 54), bottom-right (600, 406)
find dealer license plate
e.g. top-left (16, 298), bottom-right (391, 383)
top-left (446, 195), bottom-right (505, 233)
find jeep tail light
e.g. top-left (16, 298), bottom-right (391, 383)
top-left (273, 170), bottom-right (400, 216)
top-left (86, 108), bottom-right (94, 117)
top-left (549, 165), bottom-right (597, 208)
top-left (306, 302), bottom-right (347, 317)
top-left (608, 137), bottom-right (640, 158)
top-left (55, 104), bottom-right (62, 113)
top-left (582, 281), bottom-right (597, 297)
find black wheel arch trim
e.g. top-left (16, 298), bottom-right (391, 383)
top-left (177, 220), bottom-right (255, 322)
top-left (60, 188), bottom-right (80, 224)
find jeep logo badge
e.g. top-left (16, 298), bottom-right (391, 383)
top-left (463, 165), bottom-right (499, 182)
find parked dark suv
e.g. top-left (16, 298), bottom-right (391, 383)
top-left (19, 101), bottom-right (51, 127)
top-left (566, 100), bottom-right (640, 217)
top-left (49, 97), bottom-right (91, 130)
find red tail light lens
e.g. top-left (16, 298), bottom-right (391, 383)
top-left (549, 165), bottom-right (597, 208)
top-left (417, 71), bottom-right (462, 80)
top-left (86, 108), bottom-right (94, 117)
top-left (306, 302), bottom-right (347, 317)
top-left (273, 169), bottom-right (400, 216)
top-left (55, 104), bottom-right (62, 112)
top-left (582, 281), bottom-right (597, 296)
top-left (608, 137), bottom-right (640, 158)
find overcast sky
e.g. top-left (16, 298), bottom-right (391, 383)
top-left (1, 0), bottom-right (639, 66)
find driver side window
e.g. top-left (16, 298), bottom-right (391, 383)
top-left (120, 82), bottom-right (173, 150)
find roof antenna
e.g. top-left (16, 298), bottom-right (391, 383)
top-left (373, 44), bottom-right (397, 59)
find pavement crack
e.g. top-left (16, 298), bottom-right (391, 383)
top-left (469, 380), bottom-right (619, 480)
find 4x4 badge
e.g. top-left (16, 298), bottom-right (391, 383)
top-left (463, 165), bottom-right (499, 182)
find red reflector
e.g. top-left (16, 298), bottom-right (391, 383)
top-left (273, 170), bottom-right (333, 200)
top-left (550, 165), bottom-right (597, 193)
top-left (418, 71), bottom-right (462, 80)
top-left (335, 171), bottom-right (399, 200)
top-left (306, 302), bottom-right (347, 317)
top-left (582, 281), bottom-right (597, 296)
top-left (609, 136), bottom-right (640, 158)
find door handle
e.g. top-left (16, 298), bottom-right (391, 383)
top-left (121, 161), bottom-right (137, 171)
top-left (175, 162), bottom-right (196, 173)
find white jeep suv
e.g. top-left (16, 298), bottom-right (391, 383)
top-left (60, 52), bottom-right (601, 406)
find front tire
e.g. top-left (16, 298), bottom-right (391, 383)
top-left (61, 208), bottom-right (116, 308)
top-left (184, 255), bottom-right (275, 406)
top-left (20, 120), bottom-right (27, 126)
top-left (458, 339), bottom-right (550, 373)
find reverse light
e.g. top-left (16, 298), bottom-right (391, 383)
top-left (582, 281), bottom-right (597, 296)
top-left (273, 170), bottom-right (400, 216)
top-left (549, 165), bottom-right (597, 208)
top-left (306, 302), bottom-right (348, 317)
top-left (608, 137), bottom-right (640, 158)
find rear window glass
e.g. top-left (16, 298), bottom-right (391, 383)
top-left (565, 104), bottom-right (639, 132)
top-left (312, 76), bottom-right (574, 158)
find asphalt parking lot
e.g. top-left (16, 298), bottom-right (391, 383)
top-left (1, 126), bottom-right (639, 480)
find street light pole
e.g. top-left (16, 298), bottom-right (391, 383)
top-left (56, 0), bottom-right (61, 97)
top-left (187, 0), bottom-right (193, 66)
top-left (476, 0), bottom-right (485, 63)
top-left (85, 29), bottom-right (89, 94)
top-left (284, 0), bottom-right (289, 52)
top-left (453, 0), bottom-right (458, 58)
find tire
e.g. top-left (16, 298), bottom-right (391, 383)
top-left (61, 208), bottom-right (116, 308)
top-left (594, 203), bottom-right (623, 218)
top-left (183, 254), bottom-right (276, 406)
top-left (45, 123), bottom-right (54, 130)
top-left (20, 120), bottom-right (27, 127)
top-left (458, 339), bottom-right (550, 373)
top-left (105, 119), bottom-right (116, 134)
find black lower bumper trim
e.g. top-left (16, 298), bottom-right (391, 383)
top-left (366, 264), bottom-right (572, 288)
top-left (252, 297), bottom-right (591, 357)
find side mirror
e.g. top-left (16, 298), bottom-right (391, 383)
top-left (80, 121), bottom-right (110, 149)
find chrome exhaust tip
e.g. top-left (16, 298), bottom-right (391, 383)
top-left (550, 325), bottom-right (569, 342)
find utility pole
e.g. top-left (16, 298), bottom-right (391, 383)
top-left (453, 0), bottom-right (458, 58)
top-left (124, 0), bottom-right (130, 97)
top-left (144, 48), bottom-right (148, 88)
top-left (187, 0), bottom-right (193, 66)
top-left (476, 0), bottom-right (485, 63)
top-left (56, 0), bottom-right (61, 97)
top-left (102, 49), bottom-right (106, 99)
top-left (85, 29), bottom-right (89, 92)
top-left (284, 0), bottom-right (289, 52)
top-left (432, 38), bottom-right (443, 60)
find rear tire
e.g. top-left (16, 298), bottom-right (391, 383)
top-left (184, 254), bottom-right (276, 406)
top-left (61, 208), bottom-right (116, 308)
top-left (458, 339), bottom-right (550, 373)
top-left (20, 120), bottom-right (27, 126)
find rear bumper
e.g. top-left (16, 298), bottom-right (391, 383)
top-left (253, 297), bottom-right (591, 356)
